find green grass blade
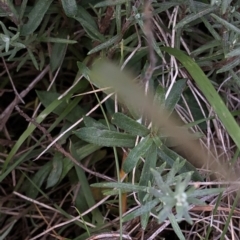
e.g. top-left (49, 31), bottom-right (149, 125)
top-left (26, 161), bottom-right (52, 198)
top-left (161, 47), bottom-right (240, 151)
top-left (21, 0), bottom-right (53, 36)
top-left (0, 220), bottom-right (17, 240)
top-left (71, 144), bottom-right (104, 225)
top-left (95, 0), bottom-right (129, 7)
top-left (3, 98), bottom-right (64, 173)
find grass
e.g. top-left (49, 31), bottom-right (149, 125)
top-left (1, 0), bottom-right (240, 239)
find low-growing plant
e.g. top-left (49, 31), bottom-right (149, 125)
top-left (1, 0), bottom-right (240, 239)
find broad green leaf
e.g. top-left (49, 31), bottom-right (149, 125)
top-left (123, 136), bottom-right (153, 173)
top-left (74, 127), bottom-right (136, 147)
top-left (165, 79), bottom-right (186, 116)
top-left (83, 116), bottom-right (108, 129)
top-left (75, 143), bottom-right (103, 159)
top-left (112, 112), bottom-right (149, 137)
top-left (88, 59), bottom-right (222, 178)
top-left (61, 0), bottom-right (78, 17)
top-left (138, 143), bottom-right (157, 202)
top-left (21, 0), bottom-right (53, 36)
top-left (26, 162), bottom-right (52, 199)
top-left (58, 157), bottom-right (74, 182)
top-left (161, 47), bottom-right (240, 154)
top-left (46, 152), bottom-right (63, 189)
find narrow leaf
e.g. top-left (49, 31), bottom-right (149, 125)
top-left (46, 152), bottom-right (63, 189)
top-left (211, 13), bottom-right (240, 35)
top-left (91, 182), bottom-right (146, 192)
top-left (50, 32), bottom-right (68, 72)
top-left (61, 0), bottom-right (78, 17)
top-left (165, 79), bottom-right (186, 116)
top-left (40, 37), bottom-right (77, 44)
top-left (162, 47), bottom-right (240, 155)
top-left (112, 112), bottom-right (149, 137)
top-left (71, 144), bottom-right (104, 225)
top-left (27, 48), bottom-right (39, 70)
top-left (123, 136), bottom-right (153, 173)
top-left (154, 85), bottom-right (165, 106)
top-left (156, 142), bottom-right (203, 181)
top-left (83, 116), bottom-right (108, 129)
top-left (95, 0), bottom-right (128, 7)
top-left (122, 199), bottom-right (159, 222)
top-left (168, 213), bottom-right (185, 240)
top-left (21, 0), bottom-right (53, 36)
top-left (26, 162), bottom-right (52, 199)
top-left (88, 34), bottom-right (121, 55)
top-left (138, 143), bottom-right (157, 202)
top-left (0, 220), bottom-right (17, 240)
top-left (190, 188), bottom-right (224, 197)
top-left (175, 6), bottom-right (217, 29)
